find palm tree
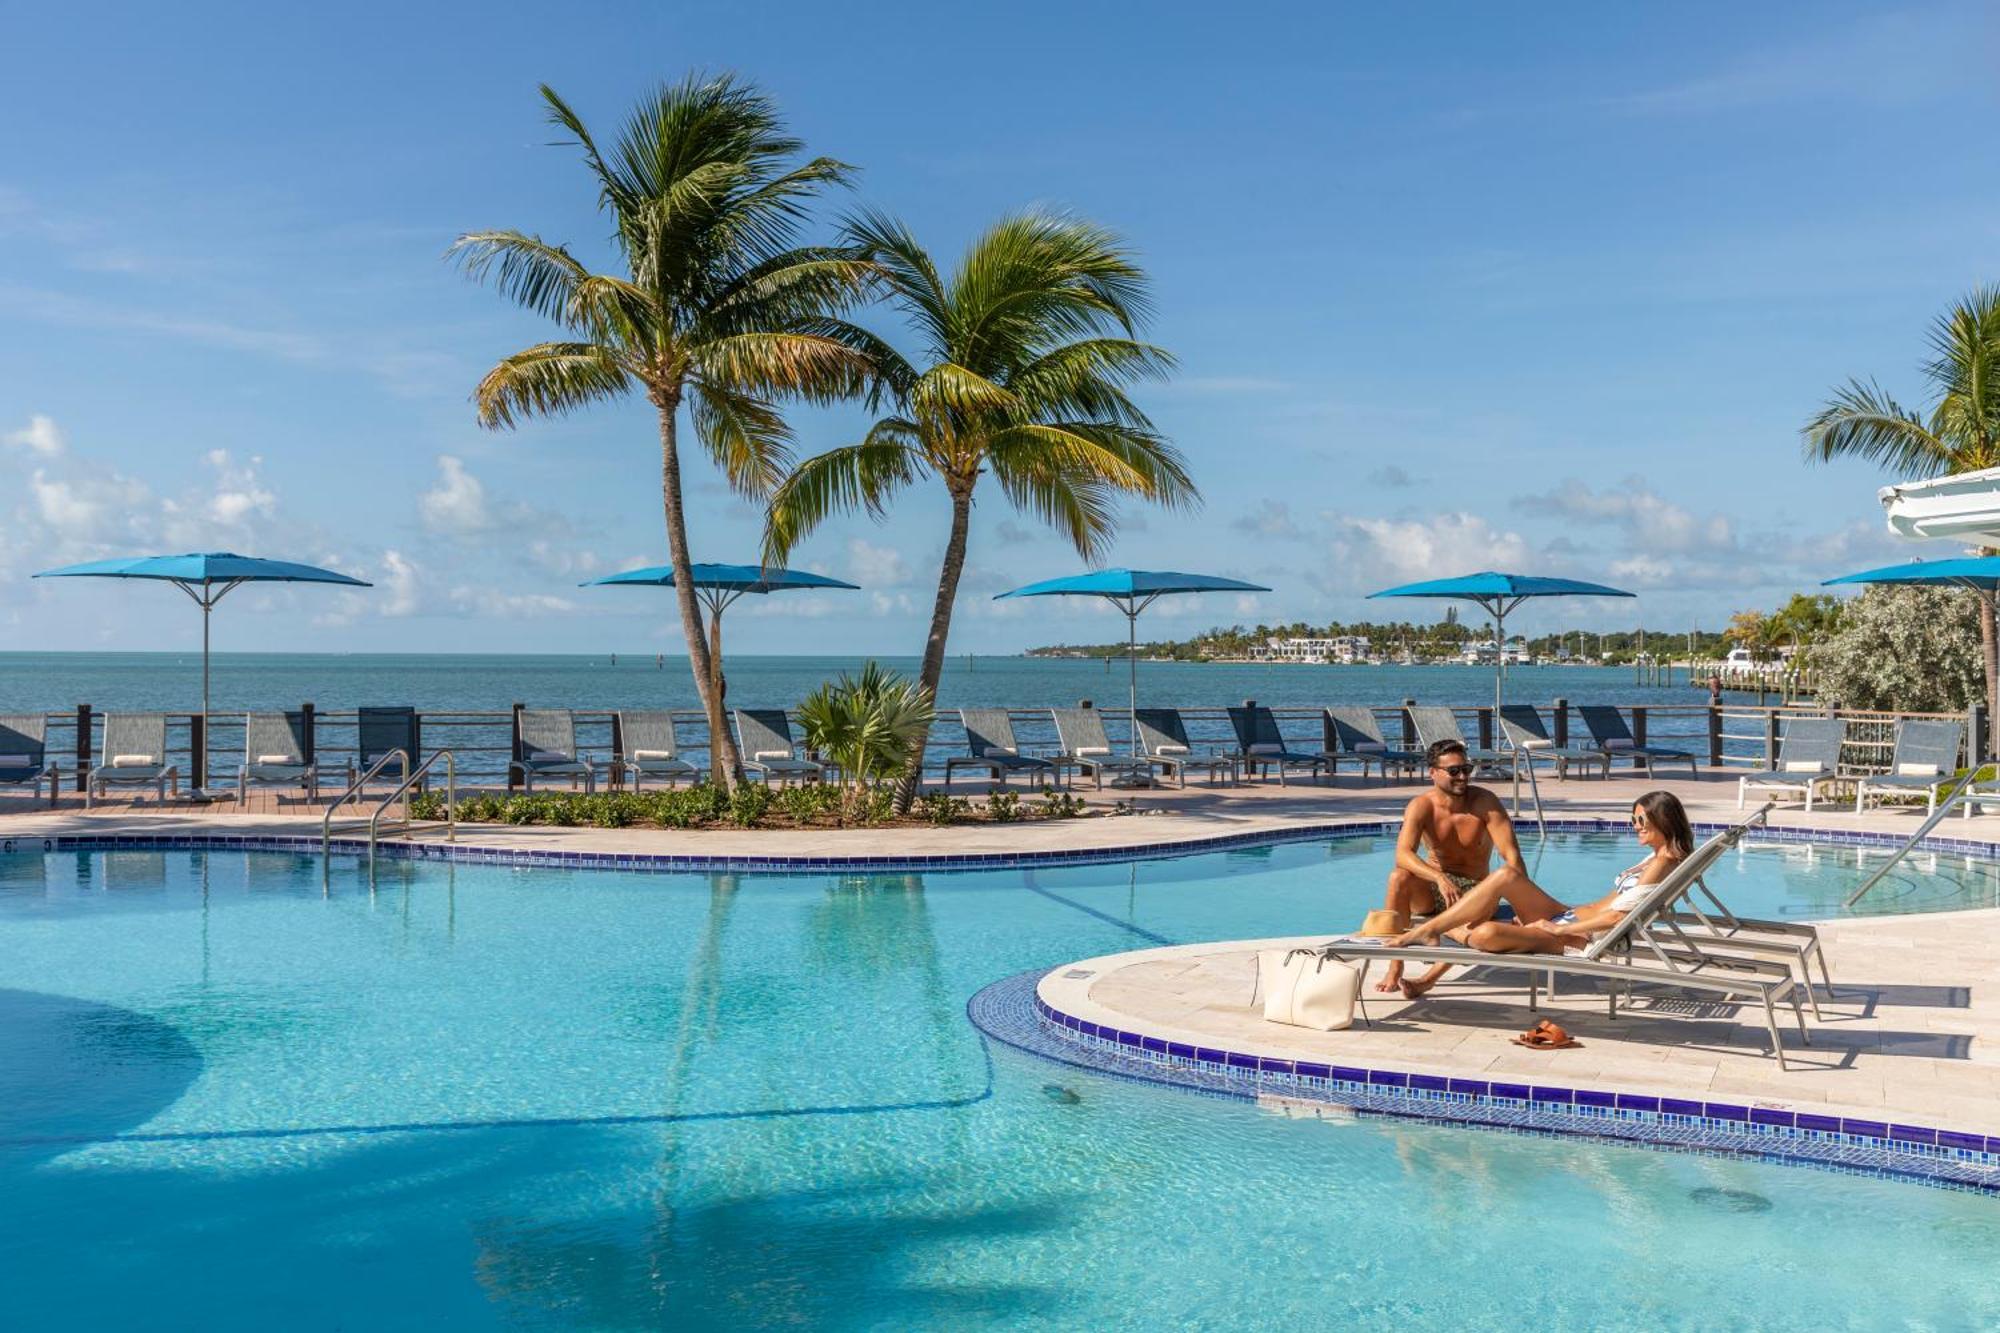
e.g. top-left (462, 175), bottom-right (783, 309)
top-left (1804, 286), bottom-right (2000, 730)
top-left (763, 211), bottom-right (1198, 800)
top-left (451, 76), bottom-right (874, 787)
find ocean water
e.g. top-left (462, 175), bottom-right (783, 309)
top-left (0, 651), bottom-right (1707, 715)
top-left (2, 834), bottom-right (1997, 1329)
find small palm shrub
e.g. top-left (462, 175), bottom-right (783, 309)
top-left (796, 662), bottom-right (936, 818)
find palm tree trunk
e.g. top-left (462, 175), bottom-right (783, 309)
top-left (897, 481), bottom-right (974, 812)
top-left (656, 391), bottom-right (742, 789)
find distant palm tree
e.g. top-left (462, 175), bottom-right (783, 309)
top-left (763, 211), bottom-right (1197, 801)
top-left (1804, 287), bottom-right (2000, 728)
top-left (451, 76), bottom-right (873, 787)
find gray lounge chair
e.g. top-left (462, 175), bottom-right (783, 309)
top-left (1579, 705), bottom-right (1699, 777)
top-left (1052, 708), bottom-right (1163, 788)
top-left (1853, 719), bottom-right (1963, 816)
top-left (1497, 705), bottom-right (1608, 781)
top-left (1226, 705), bottom-right (1328, 785)
top-left (1407, 706), bottom-right (1512, 776)
top-left (236, 711), bottom-right (318, 805)
top-left (1321, 811), bottom-right (1812, 1068)
top-left (511, 709), bottom-right (607, 793)
top-left (945, 709), bottom-right (1056, 788)
top-left (346, 706), bottom-right (419, 789)
top-left (0, 714), bottom-right (59, 806)
top-left (617, 711), bottom-right (699, 790)
top-left (1134, 708), bottom-right (1236, 786)
top-left (734, 709), bottom-right (825, 787)
top-left (1320, 707), bottom-right (1423, 784)
top-left (1737, 717), bottom-right (1845, 812)
top-left (88, 713), bottom-right (180, 808)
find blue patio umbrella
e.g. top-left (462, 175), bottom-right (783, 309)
top-left (995, 569), bottom-right (1272, 774)
top-left (1368, 571), bottom-right (1636, 710)
top-left (1823, 555), bottom-right (2000, 592)
top-left (582, 562), bottom-right (860, 709)
top-left (35, 552), bottom-right (372, 790)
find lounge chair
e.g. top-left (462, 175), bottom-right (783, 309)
top-left (617, 711), bottom-right (699, 790)
top-left (1407, 706), bottom-right (1512, 776)
top-left (945, 709), bottom-right (1057, 788)
top-left (1320, 811), bottom-right (1812, 1067)
top-left (346, 706), bottom-right (419, 790)
top-left (236, 711), bottom-right (318, 805)
top-left (87, 713), bottom-right (180, 808)
top-left (1853, 719), bottom-right (1963, 816)
top-left (734, 709), bottom-right (825, 787)
top-left (1737, 716), bottom-right (1845, 811)
top-left (1226, 705), bottom-right (1329, 785)
top-left (1321, 707), bottom-right (1423, 784)
top-left (511, 709), bottom-right (607, 793)
top-left (1578, 706), bottom-right (1699, 778)
top-left (0, 714), bottom-right (59, 806)
top-left (1497, 704), bottom-right (1608, 781)
top-left (1134, 708), bottom-right (1237, 786)
top-left (1052, 707), bottom-right (1164, 788)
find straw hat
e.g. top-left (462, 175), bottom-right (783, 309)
top-left (1356, 909), bottom-right (1407, 937)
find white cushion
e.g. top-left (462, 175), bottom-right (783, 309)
top-left (0, 754), bottom-right (34, 769)
top-left (1517, 738), bottom-right (1553, 750)
top-left (110, 753), bottom-right (156, 768)
top-left (1152, 743), bottom-right (1190, 756)
top-left (1602, 738), bottom-right (1634, 750)
top-left (256, 753), bottom-right (294, 765)
top-left (632, 749), bottom-right (674, 762)
top-left (1897, 762), bottom-right (1941, 778)
top-left (1352, 741), bottom-right (1386, 753)
top-left (525, 749), bottom-right (567, 764)
top-left (1782, 760), bottom-right (1823, 774)
top-left (1248, 742), bottom-right (1284, 755)
top-left (980, 745), bottom-right (1018, 758)
top-left (754, 749), bottom-right (793, 763)
top-left (1075, 745), bottom-right (1110, 758)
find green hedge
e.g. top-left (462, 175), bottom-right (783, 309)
top-left (406, 783), bottom-right (1087, 830)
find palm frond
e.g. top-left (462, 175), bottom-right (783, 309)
top-left (1011, 338), bottom-right (1174, 425)
top-left (692, 331), bottom-right (873, 403)
top-left (1802, 379), bottom-right (1951, 475)
top-left (473, 343), bottom-right (632, 429)
top-left (843, 209), bottom-right (954, 359)
top-left (986, 421), bottom-right (1197, 510)
top-left (690, 384), bottom-right (793, 498)
top-left (984, 453), bottom-right (1119, 561)
top-left (447, 231), bottom-right (590, 325)
top-left (910, 362), bottom-right (1020, 422)
top-left (762, 426), bottom-right (926, 561)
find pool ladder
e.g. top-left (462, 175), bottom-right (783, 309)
top-left (321, 749), bottom-right (457, 860)
top-left (1843, 769), bottom-right (1982, 908)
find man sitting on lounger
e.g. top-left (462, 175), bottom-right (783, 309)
top-left (1375, 738), bottom-right (1533, 998)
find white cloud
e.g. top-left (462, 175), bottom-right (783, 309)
top-left (449, 585), bottom-right (574, 619)
top-left (1513, 478), bottom-right (1734, 555)
top-left (5, 413), bottom-right (65, 457)
top-left (200, 450), bottom-right (275, 527)
top-left (419, 455), bottom-right (494, 536)
top-left (377, 550), bottom-right (424, 617)
top-left (845, 537), bottom-right (911, 587)
top-left (1317, 513), bottom-right (1534, 593)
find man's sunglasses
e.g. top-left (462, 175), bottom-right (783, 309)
top-left (1435, 764), bottom-right (1473, 778)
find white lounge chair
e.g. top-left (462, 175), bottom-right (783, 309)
top-left (617, 710), bottom-right (699, 790)
top-left (237, 710), bottom-right (319, 805)
top-left (946, 709), bottom-right (1057, 788)
top-left (1737, 717), bottom-right (1846, 811)
top-left (734, 709), bottom-right (824, 787)
top-left (1853, 719), bottom-right (1963, 816)
top-left (0, 714), bottom-right (59, 807)
top-left (88, 713), bottom-right (180, 808)
top-left (510, 709), bottom-right (607, 793)
top-left (1052, 707), bottom-right (1163, 788)
top-left (1134, 708), bottom-right (1237, 786)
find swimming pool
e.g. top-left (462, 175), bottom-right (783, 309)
top-left (3, 835), bottom-right (1997, 1328)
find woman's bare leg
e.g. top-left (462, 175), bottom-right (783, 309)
top-left (1376, 868), bottom-right (1441, 992)
top-left (1464, 920), bottom-right (1570, 955)
top-left (1388, 868), bottom-right (1568, 998)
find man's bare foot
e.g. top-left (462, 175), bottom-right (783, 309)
top-left (1386, 928), bottom-right (1430, 950)
top-left (1376, 961), bottom-right (1406, 993)
top-left (1400, 976), bottom-right (1439, 999)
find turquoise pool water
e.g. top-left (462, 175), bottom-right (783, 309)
top-left (3, 835), bottom-right (1997, 1329)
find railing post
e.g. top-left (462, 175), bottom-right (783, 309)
top-left (190, 712), bottom-right (206, 791)
top-left (609, 712), bottom-right (625, 789)
top-left (1708, 704), bottom-right (1723, 768)
top-left (1552, 697), bottom-right (1568, 748)
top-left (74, 702), bottom-right (91, 793)
top-left (1401, 698), bottom-right (1417, 748)
top-left (1476, 706), bottom-right (1493, 750)
top-left (301, 701), bottom-right (316, 764)
top-left (1764, 710), bottom-right (1781, 769)
top-left (508, 703), bottom-right (523, 793)
top-left (1632, 706), bottom-right (1647, 748)
top-left (1972, 702), bottom-right (1990, 767)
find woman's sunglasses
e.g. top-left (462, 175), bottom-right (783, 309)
top-left (1631, 812), bottom-right (1650, 828)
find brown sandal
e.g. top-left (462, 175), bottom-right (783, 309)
top-left (1513, 1020), bottom-right (1580, 1050)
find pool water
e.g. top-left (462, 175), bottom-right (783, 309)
top-left (2, 836), bottom-right (1997, 1329)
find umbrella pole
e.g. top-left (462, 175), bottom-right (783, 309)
top-left (201, 590), bottom-right (211, 792)
top-left (1127, 601), bottom-right (1139, 760)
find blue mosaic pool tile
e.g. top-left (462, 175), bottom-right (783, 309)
top-left (1449, 1078), bottom-right (1490, 1097)
top-left (1531, 1086), bottom-right (1573, 1105)
top-left (1796, 1113), bottom-right (1842, 1133)
top-left (1224, 1051), bottom-right (1257, 1070)
top-left (1408, 1074), bottom-right (1449, 1092)
top-left (1891, 1124), bottom-right (1937, 1146)
top-left (1574, 1090), bottom-right (1616, 1109)
top-left (1490, 1082), bottom-right (1531, 1102)
top-left (1368, 1070), bottom-right (1409, 1088)
top-left (1939, 1131), bottom-right (1986, 1153)
top-left (1705, 1103), bottom-right (1749, 1122)
top-left (1616, 1093), bottom-right (1661, 1113)
top-left (1750, 1108), bottom-right (1794, 1128)
top-left (1660, 1097), bottom-right (1704, 1117)
top-left (1167, 1042), bottom-right (1196, 1060)
top-left (1844, 1119), bottom-right (1888, 1139)
top-left (1295, 1062), bottom-right (1332, 1080)
top-left (1329, 1065), bottom-right (1369, 1083)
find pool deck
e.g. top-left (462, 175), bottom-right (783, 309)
top-left (7, 767), bottom-right (1999, 1157)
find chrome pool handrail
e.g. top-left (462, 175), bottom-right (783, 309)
top-left (367, 750), bottom-right (456, 859)
top-left (321, 748), bottom-right (410, 854)
top-left (1843, 770), bottom-right (1981, 908)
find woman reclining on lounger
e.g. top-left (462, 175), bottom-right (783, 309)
top-left (1385, 791), bottom-right (1693, 991)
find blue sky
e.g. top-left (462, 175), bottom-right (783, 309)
top-left (2, 1), bottom-right (1994, 653)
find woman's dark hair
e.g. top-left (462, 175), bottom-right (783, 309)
top-left (1634, 790), bottom-right (1694, 856)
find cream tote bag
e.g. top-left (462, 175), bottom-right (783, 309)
top-left (1255, 948), bottom-right (1359, 1031)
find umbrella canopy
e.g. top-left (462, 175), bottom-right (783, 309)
top-left (1823, 556), bottom-right (2000, 590)
top-left (1368, 570), bottom-right (1635, 710)
top-left (995, 569), bottom-right (1271, 778)
top-left (35, 551), bottom-right (372, 790)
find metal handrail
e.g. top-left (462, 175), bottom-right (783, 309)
top-left (1843, 770), bottom-right (1982, 908)
top-left (367, 750), bottom-right (457, 858)
top-left (320, 748), bottom-right (409, 854)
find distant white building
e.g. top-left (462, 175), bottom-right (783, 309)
top-left (1250, 635), bottom-right (1372, 664)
